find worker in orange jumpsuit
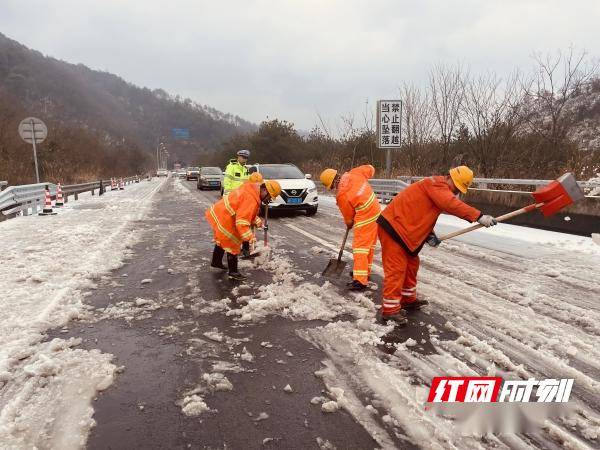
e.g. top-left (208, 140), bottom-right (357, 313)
top-left (376, 166), bottom-right (498, 325)
top-left (320, 165), bottom-right (381, 291)
top-left (206, 180), bottom-right (281, 280)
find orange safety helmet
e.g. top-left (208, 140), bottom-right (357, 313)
top-left (248, 172), bottom-right (264, 183)
top-left (264, 180), bottom-right (282, 199)
top-left (319, 168), bottom-right (338, 189)
top-left (449, 166), bottom-right (474, 194)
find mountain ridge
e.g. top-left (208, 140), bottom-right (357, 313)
top-left (0, 32), bottom-right (255, 183)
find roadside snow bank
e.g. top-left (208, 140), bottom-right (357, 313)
top-left (0, 178), bottom-right (164, 448)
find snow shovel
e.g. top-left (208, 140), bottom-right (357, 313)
top-left (241, 234), bottom-right (260, 260)
top-left (263, 204), bottom-right (269, 248)
top-left (243, 204), bottom-right (270, 259)
top-left (439, 173), bottom-right (585, 242)
top-left (322, 227), bottom-right (351, 277)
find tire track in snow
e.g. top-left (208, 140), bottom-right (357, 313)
top-left (284, 211), bottom-right (600, 448)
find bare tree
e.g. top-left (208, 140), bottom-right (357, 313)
top-left (399, 83), bottom-right (435, 173)
top-left (460, 72), bottom-right (523, 176)
top-left (520, 47), bottom-right (599, 152)
top-left (429, 63), bottom-right (466, 166)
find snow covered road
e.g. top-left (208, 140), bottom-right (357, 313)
top-left (0, 179), bottom-right (165, 448)
top-left (286, 193), bottom-right (600, 448)
top-left (1, 176), bottom-right (598, 449)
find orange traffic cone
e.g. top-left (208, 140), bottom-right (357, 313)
top-left (39, 189), bottom-right (56, 215)
top-left (55, 183), bottom-right (64, 207)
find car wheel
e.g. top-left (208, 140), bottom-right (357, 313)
top-left (306, 206), bottom-right (318, 216)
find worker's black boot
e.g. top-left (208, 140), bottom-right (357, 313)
top-left (402, 298), bottom-right (429, 311)
top-left (376, 309), bottom-right (408, 326)
top-left (227, 252), bottom-right (246, 280)
top-left (210, 245), bottom-right (226, 270)
top-left (240, 241), bottom-right (252, 259)
top-left (348, 280), bottom-right (368, 291)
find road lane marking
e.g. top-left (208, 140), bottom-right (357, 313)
top-left (284, 223), bottom-right (383, 275)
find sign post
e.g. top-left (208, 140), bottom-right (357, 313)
top-left (18, 117), bottom-right (48, 184)
top-left (376, 100), bottom-right (402, 177)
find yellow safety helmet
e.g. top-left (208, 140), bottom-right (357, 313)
top-left (248, 172), bottom-right (264, 183)
top-left (319, 168), bottom-right (338, 190)
top-left (449, 166), bottom-right (474, 194)
top-left (264, 180), bottom-right (281, 199)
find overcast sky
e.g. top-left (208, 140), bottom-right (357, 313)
top-left (1, 0), bottom-right (600, 131)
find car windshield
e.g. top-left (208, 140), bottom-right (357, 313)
top-left (259, 164), bottom-right (304, 179)
top-left (201, 167), bottom-right (222, 175)
top-left (188, 167), bottom-right (199, 171)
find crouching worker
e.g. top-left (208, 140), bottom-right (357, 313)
top-left (376, 166), bottom-right (498, 325)
top-left (205, 180), bottom-right (281, 280)
top-left (320, 165), bottom-right (381, 291)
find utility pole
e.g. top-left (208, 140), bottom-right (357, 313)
top-left (156, 137), bottom-right (160, 172)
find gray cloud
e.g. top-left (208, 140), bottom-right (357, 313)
top-left (1, 0), bottom-right (599, 130)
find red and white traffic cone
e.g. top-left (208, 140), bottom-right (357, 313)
top-left (55, 183), bottom-right (64, 207)
top-left (39, 189), bottom-right (56, 215)
top-left (119, 177), bottom-right (124, 190)
top-left (111, 178), bottom-right (117, 190)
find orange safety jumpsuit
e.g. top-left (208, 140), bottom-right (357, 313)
top-left (377, 176), bottom-right (481, 315)
top-left (336, 165), bottom-right (381, 285)
top-left (205, 182), bottom-right (263, 255)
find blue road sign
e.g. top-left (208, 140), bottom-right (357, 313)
top-left (172, 128), bottom-right (190, 139)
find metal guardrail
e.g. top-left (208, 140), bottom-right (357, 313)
top-left (0, 176), bottom-right (141, 218)
top-left (397, 176), bottom-right (600, 190)
top-left (369, 176), bottom-right (600, 204)
top-left (370, 179), bottom-right (409, 203)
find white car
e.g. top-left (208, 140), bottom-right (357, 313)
top-left (157, 168), bottom-right (168, 177)
top-left (253, 163), bottom-right (318, 216)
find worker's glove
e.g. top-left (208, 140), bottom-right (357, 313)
top-left (263, 223), bottom-right (269, 232)
top-left (477, 214), bottom-right (498, 228)
top-left (426, 233), bottom-right (441, 247)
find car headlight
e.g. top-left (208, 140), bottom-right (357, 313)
top-left (308, 187), bottom-right (317, 193)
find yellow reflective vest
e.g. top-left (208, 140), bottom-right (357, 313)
top-left (223, 159), bottom-right (249, 193)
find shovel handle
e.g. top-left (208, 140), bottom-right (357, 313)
top-left (263, 204), bottom-right (269, 247)
top-left (338, 227), bottom-right (351, 261)
top-left (439, 203), bottom-right (543, 241)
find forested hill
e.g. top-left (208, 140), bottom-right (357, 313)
top-left (0, 32), bottom-right (255, 184)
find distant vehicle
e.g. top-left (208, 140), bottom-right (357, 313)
top-left (197, 166), bottom-right (223, 190)
top-left (254, 163), bottom-right (318, 215)
top-left (157, 168), bottom-right (168, 177)
top-left (177, 169), bottom-right (186, 178)
top-left (186, 167), bottom-right (200, 180)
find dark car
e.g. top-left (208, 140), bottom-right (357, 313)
top-left (197, 166), bottom-right (223, 190)
top-left (186, 167), bottom-right (200, 180)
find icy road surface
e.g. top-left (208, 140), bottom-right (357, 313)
top-left (0, 176), bottom-right (598, 449)
top-left (0, 179), bottom-right (165, 448)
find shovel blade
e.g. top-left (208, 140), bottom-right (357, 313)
top-left (322, 258), bottom-right (347, 277)
top-left (533, 173), bottom-right (585, 217)
top-left (241, 251), bottom-right (261, 260)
